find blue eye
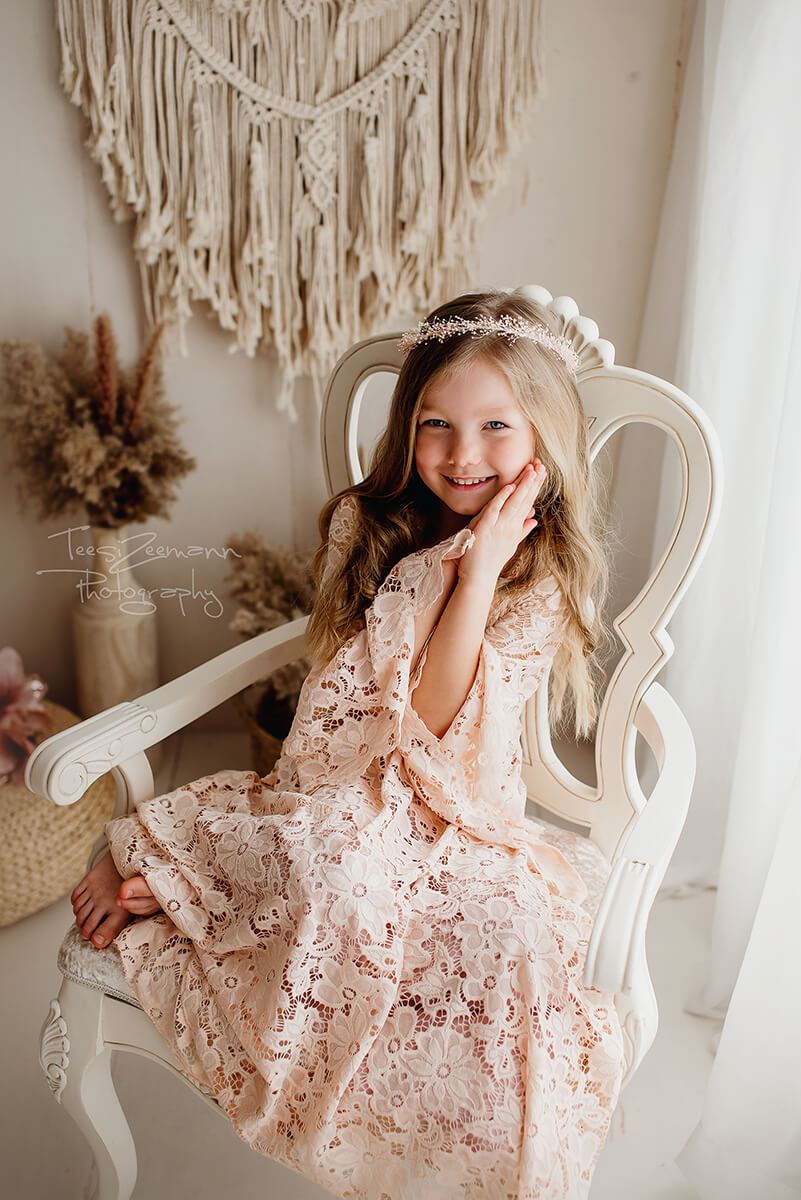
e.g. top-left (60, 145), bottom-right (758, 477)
top-left (419, 419), bottom-right (507, 430)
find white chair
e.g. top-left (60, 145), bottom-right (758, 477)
top-left (28, 284), bottom-right (722, 1200)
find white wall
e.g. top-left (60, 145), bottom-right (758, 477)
top-left (0, 0), bottom-right (692, 727)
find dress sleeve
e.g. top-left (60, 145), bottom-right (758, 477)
top-left (366, 530), bottom-right (588, 906)
top-left (481, 574), bottom-right (567, 704)
top-left (319, 493), bottom-right (361, 589)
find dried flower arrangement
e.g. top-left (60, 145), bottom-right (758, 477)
top-left (0, 314), bottom-right (196, 528)
top-left (225, 532), bottom-right (316, 739)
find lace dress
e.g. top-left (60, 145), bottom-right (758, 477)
top-left (106, 495), bottom-right (626, 1200)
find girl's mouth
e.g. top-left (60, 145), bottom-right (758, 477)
top-left (442, 475), bottom-right (497, 491)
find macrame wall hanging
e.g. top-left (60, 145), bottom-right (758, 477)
top-left (56, 0), bottom-right (544, 422)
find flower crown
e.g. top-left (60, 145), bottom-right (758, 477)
top-left (398, 314), bottom-right (581, 376)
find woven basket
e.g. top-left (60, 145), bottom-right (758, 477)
top-left (232, 684), bottom-right (285, 777)
top-left (0, 700), bottom-right (117, 927)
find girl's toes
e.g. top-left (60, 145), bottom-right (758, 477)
top-left (80, 909), bottom-right (105, 941)
top-left (119, 896), bottom-right (162, 915)
top-left (119, 875), bottom-right (152, 902)
top-left (90, 911), bottom-right (129, 949)
top-left (74, 897), bottom-right (94, 923)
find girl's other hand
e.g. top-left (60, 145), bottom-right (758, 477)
top-left (456, 461), bottom-right (545, 587)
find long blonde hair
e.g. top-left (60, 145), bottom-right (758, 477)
top-left (306, 290), bottom-right (617, 740)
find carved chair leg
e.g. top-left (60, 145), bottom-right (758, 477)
top-left (616, 964), bottom-right (659, 1090)
top-left (40, 979), bottom-right (137, 1200)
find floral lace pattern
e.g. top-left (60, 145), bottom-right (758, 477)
top-left (106, 495), bottom-right (626, 1199)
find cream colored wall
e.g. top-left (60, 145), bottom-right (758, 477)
top-left (0, 0), bottom-right (691, 726)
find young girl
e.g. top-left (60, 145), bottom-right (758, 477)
top-left (70, 290), bottom-right (626, 1200)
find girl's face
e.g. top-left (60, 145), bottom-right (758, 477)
top-left (414, 359), bottom-right (537, 525)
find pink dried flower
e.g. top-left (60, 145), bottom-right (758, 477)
top-left (0, 647), bottom-right (50, 786)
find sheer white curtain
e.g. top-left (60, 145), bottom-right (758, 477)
top-left (633, 0), bottom-right (801, 1194)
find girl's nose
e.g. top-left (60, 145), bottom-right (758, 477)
top-left (447, 439), bottom-right (483, 467)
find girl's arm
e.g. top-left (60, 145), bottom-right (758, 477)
top-left (410, 571), bottom-right (497, 739)
top-left (411, 464), bottom-right (546, 738)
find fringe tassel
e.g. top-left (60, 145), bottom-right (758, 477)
top-left (57, 0), bottom-right (545, 422)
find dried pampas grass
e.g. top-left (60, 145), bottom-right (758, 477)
top-left (225, 532), bottom-right (317, 723)
top-left (0, 315), bottom-right (195, 528)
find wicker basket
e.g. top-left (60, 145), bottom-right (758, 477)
top-left (0, 700), bottom-right (117, 927)
top-left (232, 684), bottom-right (285, 777)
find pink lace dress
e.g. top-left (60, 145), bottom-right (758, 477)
top-left (106, 495), bottom-right (626, 1200)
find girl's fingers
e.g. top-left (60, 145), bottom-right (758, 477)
top-left (496, 469), bottom-right (544, 540)
top-left (506, 467), bottom-right (543, 511)
top-left (491, 464), bottom-right (545, 526)
top-left (489, 481), bottom-right (517, 515)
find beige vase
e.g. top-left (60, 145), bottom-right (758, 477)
top-left (72, 525), bottom-right (160, 726)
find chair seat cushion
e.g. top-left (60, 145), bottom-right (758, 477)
top-left (58, 921), bottom-right (141, 1005)
top-left (58, 823), bottom-right (613, 1009)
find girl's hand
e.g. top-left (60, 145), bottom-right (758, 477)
top-left (456, 460), bottom-right (545, 587)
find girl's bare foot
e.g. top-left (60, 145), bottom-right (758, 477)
top-left (70, 850), bottom-right (163, 949)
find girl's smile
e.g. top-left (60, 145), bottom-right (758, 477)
top-left (442, 474), bottom-right (498, 490)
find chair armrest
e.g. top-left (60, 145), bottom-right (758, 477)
top-left (25, 617), bottom-right (309, 808)
top-left (582, 680), bottom-right (696, 994)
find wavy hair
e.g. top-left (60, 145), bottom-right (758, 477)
top-left (305, 290), bottom-right (618, 740)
